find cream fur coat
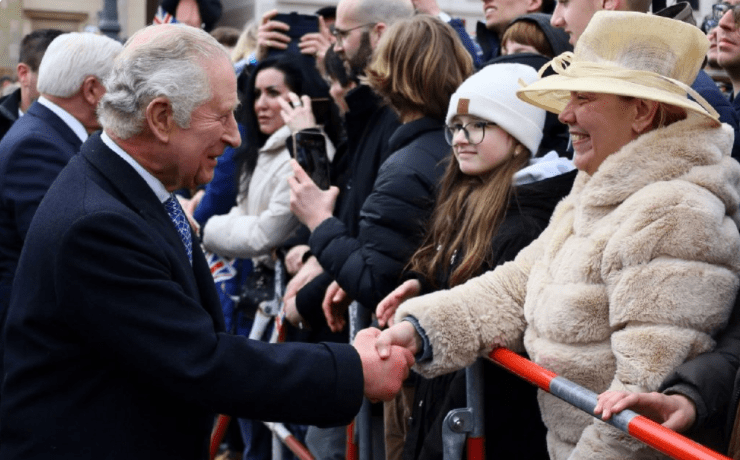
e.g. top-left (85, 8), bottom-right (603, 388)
top-left (397, 117), bottom-right (740, 460)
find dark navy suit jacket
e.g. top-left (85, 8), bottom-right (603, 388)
top-left (0, 133), bottom-right (363, 460)
top-left (0, 101), bottom-right (84, 396)
top-left (0, 101), bottom-right (83, 315)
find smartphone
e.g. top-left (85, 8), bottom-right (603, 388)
top-left (267, 12), bottom-right (319, 58)
top-left (290, 131), bottom-right (331, 191)
top-left (311, 97), bottom-right (331, 126)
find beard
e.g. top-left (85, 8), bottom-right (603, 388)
top-left (343, 31), bottom-right (373, 77)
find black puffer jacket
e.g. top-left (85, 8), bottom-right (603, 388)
top-left (295, 85), bottom-right (400, 331)
top-left (308, 117), bottom-right (448, 315)
top-left (660, 291), bottom-right (740, 453)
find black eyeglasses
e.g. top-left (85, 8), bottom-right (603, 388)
top-left (712, 3), bottom-right (740, 24)
top-left (331, 23), bottom-right (375, 45)
top-left (444, 121), bottom-right (497, 145)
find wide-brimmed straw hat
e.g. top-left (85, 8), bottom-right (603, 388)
top-left (517, 11), bottom-right (720, 126)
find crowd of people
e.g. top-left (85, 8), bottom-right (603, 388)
top-left (3, 0), bottom-right (740, 460)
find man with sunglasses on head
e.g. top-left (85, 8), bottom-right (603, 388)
top-left (715, 2), bottom-right (740, 98)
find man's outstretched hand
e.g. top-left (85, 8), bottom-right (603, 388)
top-left (353, 328), bottom-right (414, 402)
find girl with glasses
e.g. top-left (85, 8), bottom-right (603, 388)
top-left (377, 11), bottom-right (740, 460)
top-left (375, 62), bottom-right (575, 460)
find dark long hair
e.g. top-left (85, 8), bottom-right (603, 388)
top-left (233, 55), bottom-right (339, 196)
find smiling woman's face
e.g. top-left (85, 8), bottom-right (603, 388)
top-left (449, 114), bottom-right (514, 176)
top-left (558, 92), bottom-right (639, 175)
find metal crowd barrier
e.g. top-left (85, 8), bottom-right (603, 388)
top-left (209, 260), bottom-right (315, 460)
top-left (439, 347), bottom-right (732, 460)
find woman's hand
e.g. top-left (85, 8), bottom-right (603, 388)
top-left (594, 390), bottom-right (696, 432)
top-left (175, 194), bottom-right (201, 235)
top-left (278, 93), bottom-right (317, 133)
top-left (256, 9), bottom-right (290, 61)
top-left (288, 159), bottom-right (338, 231)
top-left (181, 189), bottom-right (204, 216)
top-left (284, 244), bottom-right (310, 275)
top-left (375, 320), bottom-right (422, 360)
top-left (376, 279), bottom-right (422, 327)
top-left (322, 281), bottom-right (353, 332)
top-left (283, 255), bottom-right (323, 300)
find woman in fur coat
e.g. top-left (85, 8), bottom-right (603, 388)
top-left (374, 11), bottom-right (740, 460)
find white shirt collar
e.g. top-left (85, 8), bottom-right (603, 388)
top-left (37, 96), bottom-right (88, 144)
top-left (101, 131), bottom-right (171, 204)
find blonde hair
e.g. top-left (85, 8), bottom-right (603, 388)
top-left (231, 20), bottom-right (258, 63)
top-left (366, 15), bottom-right (473, 119)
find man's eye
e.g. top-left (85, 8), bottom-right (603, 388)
top-left (473, 122), bottom-right (487, 129)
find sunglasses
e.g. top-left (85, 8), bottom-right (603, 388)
top-left (712, 3), bottom-right (740, 24)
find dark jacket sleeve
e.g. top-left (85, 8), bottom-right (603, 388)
top-left (692, 70), bottom-right (740, 160)
top-left (53, 210), bottom-right (363, 426)
top-left (308, 143), bottom-right (445, 312)
top-left (295, 270), bottom-right (334, 330)
top-left (660, 291), bottom-right (740, 452)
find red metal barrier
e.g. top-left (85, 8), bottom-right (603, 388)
top-left (346, 420), bottom-right (358, 460)
top-left (488, 348), bottom-right (731, 460)
top-left (210, 414), bottom-right (232, 460)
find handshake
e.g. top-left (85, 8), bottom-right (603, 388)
top-left (352, 322), bottom-right (422, 402)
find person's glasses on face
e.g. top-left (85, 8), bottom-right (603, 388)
top-left (331, 23), bottom-right (374, 45)
top-left (712, 3), bottom-right (740, 25)
top-left (444, 121), bottom-right (497, 146)
top-left (703, 17), bottom-right (719, 33)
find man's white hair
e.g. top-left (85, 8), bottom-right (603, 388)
top-left (98, 24), bottom-right (228, 140)
top-left (37, 32), bottom-right (123, 98)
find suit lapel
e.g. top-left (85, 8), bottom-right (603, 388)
top-left (79, 133), bottom-right (224, 329)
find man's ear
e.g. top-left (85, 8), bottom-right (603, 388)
top-left (16, 63), bottom-right (32, 87)
top-left (528, 0), bottom-right (544, 13)
top-left (81, 76), bottom-right (105, 106)
top-left (632, 99), bottom-right (660, 134)
top-left (146, 97), bottom-right (175, 143)
top-left (369, 22), bottom-right (386, 48)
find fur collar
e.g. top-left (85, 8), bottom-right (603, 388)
top-left (571, 118), bottom-right (738, 212)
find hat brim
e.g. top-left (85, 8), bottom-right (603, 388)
top-left (517, 75), bottom-right (720, 127)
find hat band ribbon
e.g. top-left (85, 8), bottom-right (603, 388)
top-left (543, 52), bottom-right (719, 119)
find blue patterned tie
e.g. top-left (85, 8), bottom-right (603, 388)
top-left (164, 194), bottom-right (193, 264)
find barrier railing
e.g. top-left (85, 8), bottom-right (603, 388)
top-left (468, 347), bottom-right (732, 460)
top-left (209, 260), bottom-right (315, 460)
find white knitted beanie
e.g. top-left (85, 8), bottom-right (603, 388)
top-left (446, 63), bottom-right (545, 156)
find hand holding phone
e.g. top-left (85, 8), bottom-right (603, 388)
top-left (267, 12), bottom-right (319, 59)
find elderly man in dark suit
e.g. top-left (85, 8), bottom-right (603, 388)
top-left (0, 24), bottom-right (412, 460)
top-left (0, 32), bottom-right (122, 394)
